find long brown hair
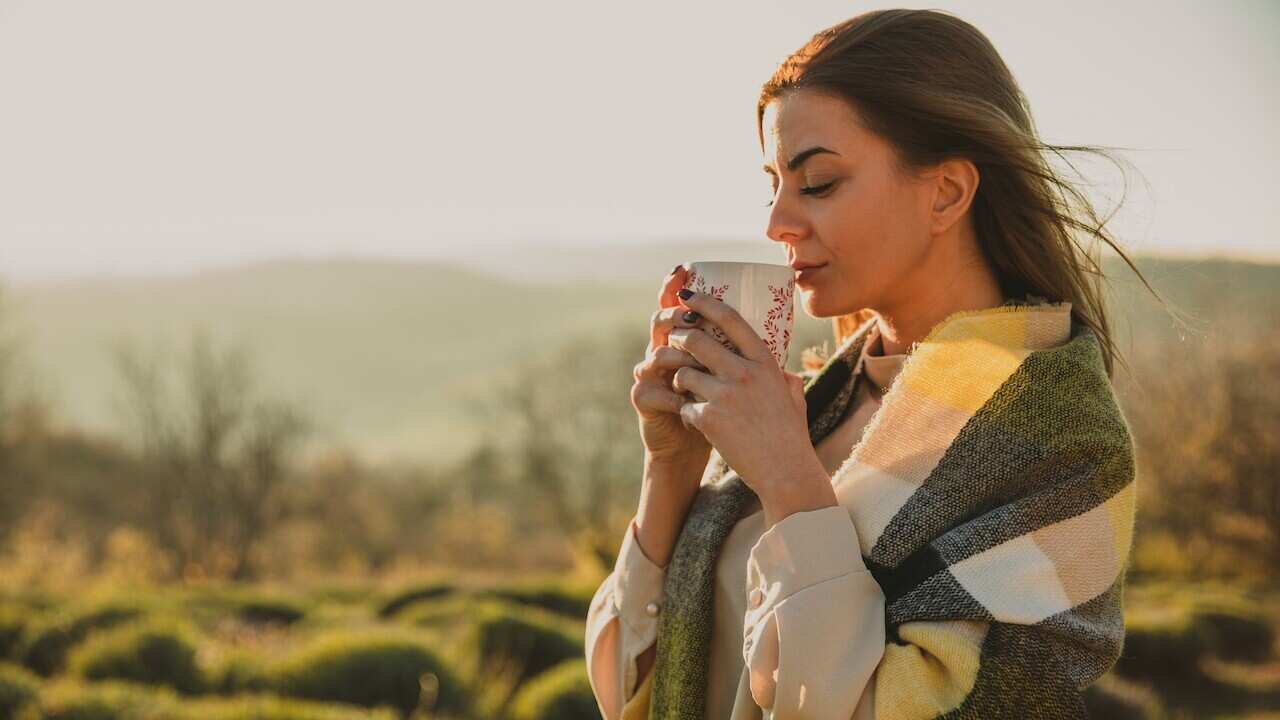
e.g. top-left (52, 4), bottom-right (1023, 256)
top-left (760, 9), bottom-right (1182, 380)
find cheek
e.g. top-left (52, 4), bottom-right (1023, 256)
top-left (808, 177), bottom-right (926, 306)
top-left (818, 180), bottom-right (904, 273)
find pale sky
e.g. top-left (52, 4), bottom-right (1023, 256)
top-left (1, 0), bottom-right (1276, 285)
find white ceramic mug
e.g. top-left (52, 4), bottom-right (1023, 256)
top-left (681, 260), bottom-right (796, 370)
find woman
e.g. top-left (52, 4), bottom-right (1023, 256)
top-left (586, 9), bottom-right (1163, 719)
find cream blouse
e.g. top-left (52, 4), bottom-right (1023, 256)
top-left (586, 324), bottom-right (909, 720)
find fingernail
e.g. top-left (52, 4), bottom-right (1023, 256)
top-left (682, 310), bottom-right (701, 323)
top-left (672, 264), bottom-right (684, 275)
top-left (677, 288), bottom-right (694, 301)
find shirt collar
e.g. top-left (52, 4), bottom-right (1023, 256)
top-left (855, 322), bottom-right (909, 395)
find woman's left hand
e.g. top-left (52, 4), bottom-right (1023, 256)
top-left (668, 289), bottom-right (828, 501)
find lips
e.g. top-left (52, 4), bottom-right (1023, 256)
top-left (796, 264), bottom-right (826, 282)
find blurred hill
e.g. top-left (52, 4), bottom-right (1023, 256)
top-left (5, 243), bottom-right (1277, 467)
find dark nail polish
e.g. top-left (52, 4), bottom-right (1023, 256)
top-left (677, 288), bottom-right (694, 300)
top-left (672, 264), bottom-right (684, 275)
top-left (682, 310), bottom-right (701, 323)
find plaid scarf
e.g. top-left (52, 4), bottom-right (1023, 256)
top-left (642, 296), bottom-right (1137, 719)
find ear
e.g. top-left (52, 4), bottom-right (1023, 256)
top-left (929, 156), bottom-right (980, 235)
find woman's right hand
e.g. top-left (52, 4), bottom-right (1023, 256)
top-left (631, 265), bottom-right (713, 470)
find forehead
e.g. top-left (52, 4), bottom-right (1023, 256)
top-left (762, 90), bottom-right (867, 167)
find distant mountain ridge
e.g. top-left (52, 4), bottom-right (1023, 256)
top-left (5, 246), bottom-right (1276, 467)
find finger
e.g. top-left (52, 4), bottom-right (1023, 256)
top-left (676, 289), bottom-right (772, 364)
top-left (669, 326), bottom-right (747, 380)
top-left (650, 305), bottom-right (703, 341)
top-left (634, 345), bottom-right (706, 382)
top-left (633, 381), bottom-right (690, 415)
top-left (651, 264), bottom-right (690, 352)
top-left (678, 398), bottom-right (711, 432)
top-left (671, 364), bottom-right (725, 402)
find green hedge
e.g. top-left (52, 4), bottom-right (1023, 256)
top-left (269, 630), bottom-right (468, 717)
top-left (1116, 605), bottom-right (1213, 684)
top-left (236, 596), bottom-right (308, 626)
top-left (459, 601), bottom-right (586, 718)
top-left (17, 599), bottom-right (151, 676)
top-left (507, 658), bottom-right (602, 720)
top-left (464, 602), bottom-right (585, 686)
top-left (0, 605), bottom-right (28, 661)
top-left (398, 595), bottom-right (510, 630)
top-left (376, 581), bottom-right (459, 619)
top-left (1082, 673), bottom-right (1164, 720)
top-left (207, 648), bottom-right (273, 695)
top-left (19, 679), bottom-right (175, 720)
top-left (65, 618), bottom-right (205, 695)
top-left (1189, 595), bottom-right (1274, 663)
top-left (21, 679), bottom-right (400, 720)
top-left (475, 579), bottom-right (597, 619)
top-left (0, 662), bottom-right (40, 719)
top-left (181, 587), bottom-right (310, 628)
top-left (175, 693), bottom-right (400, 720)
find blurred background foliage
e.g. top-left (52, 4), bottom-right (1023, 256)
top-left (0, 250), bottom-right (1277, 718)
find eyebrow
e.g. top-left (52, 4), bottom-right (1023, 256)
top-left (763, 145), bottom-right (840, 176)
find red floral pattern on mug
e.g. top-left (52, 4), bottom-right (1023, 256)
top-left (685, 269), bottom-right (728, 301)
top-left (684, 269), bottom-right (740, 356)
top-left (683, 270), bottom-right (793, 367)
top-left (763, 278), bottom-right (796, 366)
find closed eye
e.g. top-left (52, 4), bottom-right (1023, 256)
top-left (764, 180), bottom-right (837, 208)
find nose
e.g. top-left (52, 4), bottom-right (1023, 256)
top-left (765, 193), bottom-right (809, 246)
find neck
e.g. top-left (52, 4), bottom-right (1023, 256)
top-left (873, 235), bottom-right (1005, 357)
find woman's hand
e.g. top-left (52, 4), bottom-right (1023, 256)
top-left (668, 289), bottom-right (831, 507)
top-left (631, 265), bottom-right (714, 472)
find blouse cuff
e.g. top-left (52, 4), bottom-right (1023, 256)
top-left (748, 506), bottom-right (869, 595)
top-left (743, 506), bottom-right (870, 633)
top-left (613, 516), bottom-right (668, 638)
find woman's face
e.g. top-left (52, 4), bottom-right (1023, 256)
top-left (761, 90), bottom-right (939, 319)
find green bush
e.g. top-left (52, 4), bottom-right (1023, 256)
top-left (1083, 673), bottom-right (1164, 720)
top-left (236, 596), bottom-right (307, 626)
top-left (65, 619), bottom-right (205, 695)
top-left (507, 658), bottom-right (602, 720)
top-left (398, 595), bottom-right (509, 629)
top-left (181, 586), bottom-right (310, 627)
top-left (0, 605), bottom-right (28, 661)
top-left (269, 631), bottom-right (468, 717)
top-left (0, 662), bottom-right (40, 719)
top-left (18, 599), bottom-right (150, 676)
top-left (376, 581), bottom-right (458, 619)
top-left (1116, 604), bottom-right (1212, 685)
top-left (208, 648), bottom-right (273, 695)
top-left (1189, 596), bottom-right (1275, 663)
top-left (173, 692), bottom-right (400, 719)
top-left (22, 680), bottom-right (400, 720)
top-left (465, 603), bottom-right (585, 685)
top-left (460, 601), bottom-right (586, 718)
top-left (475, 579), bottom-right (596, 619)
top-left (19, 678), bottom-right (182, 720)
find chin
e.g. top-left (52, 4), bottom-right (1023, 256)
top-left (798, 289), bottom-right (831, 318)
top-left (800, 287), bottom-right (859, 320)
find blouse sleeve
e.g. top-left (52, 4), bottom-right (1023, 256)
top-left (584, 515), bottom-right (668, 720)
top-left (741, 505), bottom-right (885, 718)
top-left (742, 505), bottom-right (990, 720)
